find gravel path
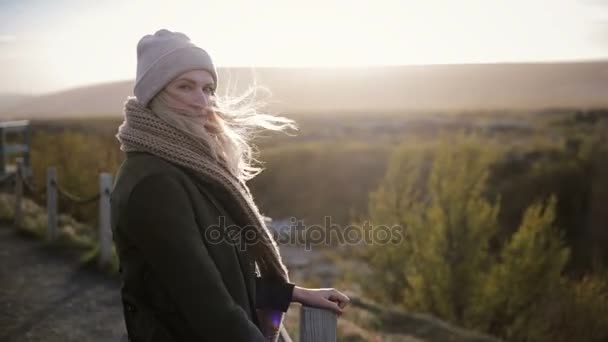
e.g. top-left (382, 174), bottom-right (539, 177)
top-left (0, 226), bottom-right (127, 342)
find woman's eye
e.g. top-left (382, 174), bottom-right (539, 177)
top-left (203, 87), bottom-right (215, 95)
top-left (179, 85), bottom-right (191, 90)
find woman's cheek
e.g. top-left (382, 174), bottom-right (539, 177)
top-left (176, 90), bottom-right (193, 103)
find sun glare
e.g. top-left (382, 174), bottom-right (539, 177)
top-left (1, 0), bottom-right (607, 93)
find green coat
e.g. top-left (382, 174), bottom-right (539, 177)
top-left (110, 151), bottom-right (294, 341)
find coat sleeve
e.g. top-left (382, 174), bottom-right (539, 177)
top-left (255, 277), bottom-right (295, 312)
top-left (123, 173), bottom-right (265, 342)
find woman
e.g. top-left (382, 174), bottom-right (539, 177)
top-left (111, 29), bottom-right (349, 342)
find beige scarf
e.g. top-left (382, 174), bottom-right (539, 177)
top-left (116, 96), bottom-right (289, 341)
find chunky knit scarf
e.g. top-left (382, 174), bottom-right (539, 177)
top-left (116, 97), bottom-right (289, 341)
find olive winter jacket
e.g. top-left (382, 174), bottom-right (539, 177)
top-left (110, 151), bottom-right (294, 341)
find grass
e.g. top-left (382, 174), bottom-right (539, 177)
top-left (0, 191), bottom-right (119, 276)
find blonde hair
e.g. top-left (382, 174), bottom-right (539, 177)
top-left (148, 85), bottom-right (297, 182)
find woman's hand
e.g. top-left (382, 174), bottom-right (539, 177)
top-left (292, 286), bottom-right (350, 315)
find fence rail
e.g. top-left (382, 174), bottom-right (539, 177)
top-left (11, 158), bottom-right (114, 266)
top-left (1, 157), bottom-right (338, 342)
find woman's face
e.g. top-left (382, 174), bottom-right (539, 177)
top-left (161, 69), bottom-right (216, 117)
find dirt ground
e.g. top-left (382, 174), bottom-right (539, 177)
top-left (0, 225), bottom-right (127, 342)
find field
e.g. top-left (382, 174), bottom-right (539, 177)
top-left (12, 107), bottom-right (608, 341)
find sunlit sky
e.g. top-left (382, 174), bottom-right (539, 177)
top-left (1, 0), bottom-right (607, 94)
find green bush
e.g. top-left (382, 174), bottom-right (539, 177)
top-left (471, 197), bottom-right (569, 340)
top-left (360, 133), bottom-right (608, 341)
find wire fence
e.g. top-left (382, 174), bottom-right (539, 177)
top-left (0, 167), bottom-right (102, 206)
top-left (16, 171), bottom-right (101, 205)
top-left (5, 158), bottom-right (114, 268)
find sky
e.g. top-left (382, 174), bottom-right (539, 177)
top-left (1, 0), bottom-right (607, 94)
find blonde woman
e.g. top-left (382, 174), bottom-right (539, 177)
top-left (111, 29), bottom-right (349, 342)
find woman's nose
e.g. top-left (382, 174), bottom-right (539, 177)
top-left (192, 93), bottom-right (209, 109)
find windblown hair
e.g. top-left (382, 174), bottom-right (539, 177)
top-left (148, 84), bottom-right (297, 182)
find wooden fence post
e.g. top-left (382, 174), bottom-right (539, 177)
top-left (47, 167), bottom-right (57, 241)
top-left (278, 325), bottom-right (293, 342)
top-left (14, 158), bottom-right (23, 229)
top-left (300, 306), bottom-right (337, 342)
top-left (0, 127), bottom-right (6, 175)
top-left (98, 172), bottom-right (113, 267)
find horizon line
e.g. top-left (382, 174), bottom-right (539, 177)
top-left (5, 57), bottom-right (608, 97)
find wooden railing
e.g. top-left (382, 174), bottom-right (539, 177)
top-left (2, 158), bottom-right (338, 341)
top-left (0, 120), bottom-right (32, 178)
top-left (9, 158), bottom-right (114, 267)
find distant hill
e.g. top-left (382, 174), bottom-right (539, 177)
top-left (2, 61), bottom-right (608, 119)
top-left (0, 94), bottom-right (34, 114)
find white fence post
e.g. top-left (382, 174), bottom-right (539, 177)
top-left (98, 172), bottom-right (113, 267)
top-left (300, 306), bottom-right (337, 342)
top-left (47, 167), bottom-right (57, 241)
top-left (14, 158), bottom-right (23, 229)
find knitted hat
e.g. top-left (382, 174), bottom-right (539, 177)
top-left (134, 29), bottom-right (218, 106)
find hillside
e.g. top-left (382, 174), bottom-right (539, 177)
top-left (1, 61), bottom-right (608, 119)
